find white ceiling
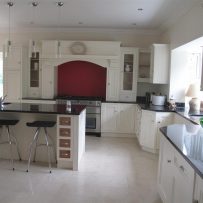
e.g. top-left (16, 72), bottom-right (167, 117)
top-left (0, 0), bottom-right (201, 32)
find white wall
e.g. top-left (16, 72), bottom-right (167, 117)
top-left (160, 2), bottom-right (203, 102)
top-left (161, 3), bottom-right (203, 49)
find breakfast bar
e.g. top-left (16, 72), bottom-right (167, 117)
top-left (0, 103), bottom-right (86, 171)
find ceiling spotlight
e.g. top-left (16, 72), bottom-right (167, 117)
top-left (138, 8), bottom-right (143, 11)
top-left (31, 2), bottom-right (38, 7)
top-left (56, 2), bottom-right (64, 7)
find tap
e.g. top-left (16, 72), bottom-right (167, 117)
top-left (0, 95), bottom-right (7, 104)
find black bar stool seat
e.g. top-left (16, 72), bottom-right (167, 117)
top-left (27, 121), bottom-right (56, 128)
top-left (26, 120), bottom-right (56, 173)
top-left (0, 119), bottom-right (21, 170)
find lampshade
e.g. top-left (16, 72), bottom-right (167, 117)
top-left (186, 83), bottom-right (200, 98)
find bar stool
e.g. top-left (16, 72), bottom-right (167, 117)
top-left (26, 121), bottom-right (56, 173)
top-left (0, 119), bottom-right (21, 170)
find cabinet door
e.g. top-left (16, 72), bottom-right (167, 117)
top-left (118, 104), bottom-right (135, 133)
top-left (150, 44), bottom-right (169, 84)
top-left (3, 46), bottom-right (22, 70)
top-left (134, 105), bottom-right (142, 137)
top-left (139, 110), bottom-right (156, 150)
top-left (41, 63), bottom-right (56, 99)
top-left (101, 103), bottom-right (118, 132)
top-left (156, 112), bottom-right (173, 149)
top-left (120, 47), bottom-right (138, 101)
top-left (173, 151), bottom-right (195, 203)
top-left (194, 174), bottom-right (203, 203)
top-left (41, 40), bottom-right (58, 58)
top-left (106, 68), bottom-right (119, 101)
top-left (158, 136), bottom-right (175, 203)
top-left (4, 70), bottom-right (21, 102)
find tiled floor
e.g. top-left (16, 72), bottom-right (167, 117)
top-left (0, 136), bottom-right (162, 203)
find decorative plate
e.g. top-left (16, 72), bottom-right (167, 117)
top-left (70, 42), bottom-right (86, 55)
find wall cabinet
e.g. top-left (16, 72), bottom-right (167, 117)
top-left (41, 61), bottom-right (57, 99)
top-left (150, 44), bottom-right (169, 84)
top-left (3, 45), bottom-right (27, 102)
top-left (138, 44), bottom-right (169, 84)
top-left (41, 40), bottom-right (58, 59)
top-left (139, 110), bottom-right (173, 153)
top-left (101, 103), bottom-right (135, 135)
top-left (120, 47), bottom-right (138, 101)
top-left (158, 135), bottom-right (195, 203)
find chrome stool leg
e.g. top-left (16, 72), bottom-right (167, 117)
top-left (44, 127), bottom-right (52, 173)
top-left (6, 125), bottom-right (14, 170)
top-left (47, 133), bottom-right (57, 164)
top-left (27, 127), bottom-right (40, 172)
top-left (33, 132), bottom-right (40, 162)
top-left (10, 131), bottom-right (21, 161)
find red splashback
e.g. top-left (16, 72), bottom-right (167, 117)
top-left (57, 61), bottom-right (107, 99)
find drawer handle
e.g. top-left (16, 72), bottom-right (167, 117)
top-left (179, 165), bottom-right (185, 172)
top-left (167, 160), bottom-right (171, 163)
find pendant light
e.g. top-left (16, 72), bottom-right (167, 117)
top-left (56, 2), bottom-right (64, 58)
top-left (29, 1), bottom-right (39, 58)
top-left (5, 1), bottom-right (14, 58)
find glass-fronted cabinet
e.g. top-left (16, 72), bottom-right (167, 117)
top-left (120, 47), bottom-right (138, 101)
top-left (138, 49), bottom-right (151, 82)
top-left (30, 52), bottom-right (39, 87)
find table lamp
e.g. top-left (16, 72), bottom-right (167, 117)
top-left (186, 83), bottom-right (200, 112)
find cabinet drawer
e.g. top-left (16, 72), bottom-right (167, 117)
top-left (59, 128), bottom-right (71, 137)
top-left (59, 150), bottom-right (71, 158)
top-left (59, 139), bottom-right (71, 148)
top-left (59, 117), bottom-right (71, 126)
top-left (174, 151), bottom-right (194, 181)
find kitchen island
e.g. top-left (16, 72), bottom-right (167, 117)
top-left (158, 123), bottom-right (203, 203)
top-left (0, 103), bottom-right (86, 170)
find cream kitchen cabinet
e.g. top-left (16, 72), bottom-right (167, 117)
top-left (158, 135), bottom-right (195, 203)
top-left (134, 104), bottom-right (142, 138)
top-left (139, 110), bottom-right (157, 152)
top-left (3, 45), bottom-right (27, 102)
top-left (101, 103), bottom-right (135, 136)
top-left (106, 68), bottom-right (120, 101)
top-left (194, 174), bottom-right (203, 203)
top-left (119, 47), bottom-right (138, 101)
top-left (139, 110), bottom-right (173, 153)
top-left (158, 135), bottom-right (175, 203)
top-left (138, 44), bottom-right (169, 84)
top-left (41, 61), bottom-right (57, 99)
top-left (3, 70), bottom-right (21, 102)
top-left (150, 44), bottom-right (169, 84)
top-left (173, 113), bottom-right (193, 125)
top-left (41, 40), bottom-right (58, 59)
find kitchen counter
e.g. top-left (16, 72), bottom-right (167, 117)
top-left (0, 103), bottom-right (86, 115)
top-left (0, 102), bottom-right (86, 170)
top-left (160, 124), bottom-right (203, 179)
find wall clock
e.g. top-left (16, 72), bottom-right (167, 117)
top-left (70, 42), bottom-right (86, 55)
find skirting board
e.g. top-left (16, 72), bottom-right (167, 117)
top-left (101, 133), bottom-right (136, 138)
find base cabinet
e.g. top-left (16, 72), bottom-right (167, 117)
top-left (194, 174), bottom-right (203, 203)
top-left (101, 103), bottom-right (135, 135)
top-left (139, 110), bottom-right (173, 153)
top-left (158, 136), bottom-right (195, 203)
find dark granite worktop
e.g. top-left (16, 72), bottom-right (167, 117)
top-left (160, 124), bottom-right (203, 179)
top-left (0, 103), bottom-right (86, 115)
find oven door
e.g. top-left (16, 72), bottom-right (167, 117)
top-left (86, 113), bottom-right (101, 136)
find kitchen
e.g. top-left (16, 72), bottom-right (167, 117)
top-left (0, 0), bottom-right (203, 203)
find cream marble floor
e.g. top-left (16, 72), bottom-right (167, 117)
top-left (0, 136), bottom-right (162, 203)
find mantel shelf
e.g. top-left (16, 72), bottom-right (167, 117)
top-left (40, 54), bottom-right (119, 60)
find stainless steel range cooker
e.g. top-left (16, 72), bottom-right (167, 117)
top-left (56, 96), bottom-right (103, 137)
